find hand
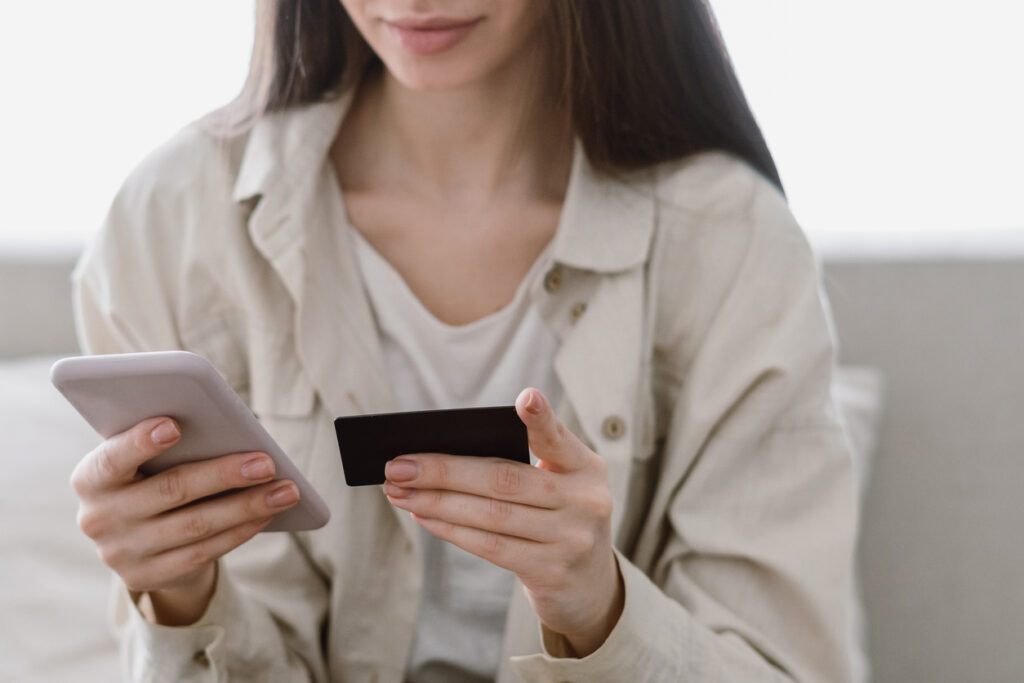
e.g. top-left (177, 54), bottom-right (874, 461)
top-left (383, 388), bottom-right (624, 657)
top-left (70, 417), bottom-right (301, 625)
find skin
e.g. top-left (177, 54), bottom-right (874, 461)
top-left (385, 388), bottom-right (624, 656)
top-left (338, 0), bottom-right (623, 655)
top-left (333, 0), bottom-right (572, 325)
top-left (70, 417), bottom-right (300, 626)
top-left (71, 0), bottom-right (623, 658)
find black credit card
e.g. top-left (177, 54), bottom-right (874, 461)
top-left (334, 406), bottom-right (529, 486)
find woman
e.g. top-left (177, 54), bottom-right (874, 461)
top-left (70, 1), bottom-right (858, 681)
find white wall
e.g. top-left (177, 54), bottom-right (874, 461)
top-left (1, 1), bottom-right (1020, 256)
top-left (0, 1), bottom-right (254, 255)
top-left (711, 0), bottom-right (1024, 256)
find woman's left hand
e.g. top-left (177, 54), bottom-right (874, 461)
top-left (383, 387), bottom-right (624, 657)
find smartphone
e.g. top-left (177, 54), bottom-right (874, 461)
top-left (51, 351), bottom-right (330, 532)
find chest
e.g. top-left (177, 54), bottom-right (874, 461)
top-left (341, 189), bottom-right (561, 326)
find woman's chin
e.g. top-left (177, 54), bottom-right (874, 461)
top-left (382, 59), bottom-right (492, 93)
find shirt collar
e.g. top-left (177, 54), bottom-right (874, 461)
top-left (231, 92), bottom-right (655, 274)
top-left (549, 143), bottom-right (655, 273)
top-left (231, 93), bottom-right (351, 205)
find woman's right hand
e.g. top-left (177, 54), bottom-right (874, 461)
top-left (70, 416), bottom-right (300, 626)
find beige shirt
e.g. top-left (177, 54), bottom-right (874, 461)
top-left (352, 226), bottom-right (560, 681)
top-left (74, 94), bottom-right (858, 683)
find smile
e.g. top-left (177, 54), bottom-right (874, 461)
top-left (384, 17), bottom-right (484, 56)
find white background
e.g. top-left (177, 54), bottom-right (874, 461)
top-left (0, 1), bottom-right (255, 255)
top-left (0, 1), bottom-right (1021, 256)
top-left (713, 0), bottom-right (1024, 256)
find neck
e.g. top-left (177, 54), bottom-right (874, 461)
top-left (340, 54), bottom-right (572, 204)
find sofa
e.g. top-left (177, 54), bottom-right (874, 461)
top-left (1, 251), bottom-right (1021, 683)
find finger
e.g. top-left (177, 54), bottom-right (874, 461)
top-left (384, 485), bottom-right (560, 543)
top-left (384, 454), bottom-right (563, 509)
top-left (80, 417), bottom-right (181, 490)
top-left (125, 452), bottom-right (277, 518)
top-left (139, 479), bottom-right (299, 555)
top-left (412, 513), bottom-right (541, 574)
top-left (122, 517), bottom-right (273, 593)
top-left (514, 388), bottom-right (588, 472)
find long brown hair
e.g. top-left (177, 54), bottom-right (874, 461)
top-left (213, 0), bottom-right (783, 192)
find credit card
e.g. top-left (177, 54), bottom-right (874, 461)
top-left (334, 406), bottom-right (529, 486)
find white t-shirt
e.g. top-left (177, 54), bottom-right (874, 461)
top-left (351, 228), bottom-right (562, 683)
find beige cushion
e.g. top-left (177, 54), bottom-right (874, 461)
top-left (0, 355), bottom-right (115, 682)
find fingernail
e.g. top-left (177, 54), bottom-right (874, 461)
top-left (382, 482), bottom-right (410, 498)
top-left (151, 420), bottom-right (180, 446)
top-left (385, 458), bottom-right (418, 482)
top-left (241, 455), bottom-right (273, 481)
top-left (524, 389), bottom-right (542, 415)
top-left (267, 483), bottom-right (298, 508)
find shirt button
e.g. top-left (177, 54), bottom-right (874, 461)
top-left (193, 651), bottom-right (211, 668)
top-left (543, 266), bottom-right (563, 293)
top-left (569, 302), bottom-right (587, 324)
top-left (602, 416), bottom-right (626, 440)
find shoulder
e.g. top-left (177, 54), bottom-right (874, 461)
top-left (109, 118), bottom-right (247, 219)
top-left (650, 150), bottom-right (801, 247)
top-left (646, 149), bottom-right (815, 278)
top-left (73, 117), bottom-right (254, 320)
top-left (79, 118), bottom-right (250, 265)
top-left (644, 151), bottom-right (821, 360)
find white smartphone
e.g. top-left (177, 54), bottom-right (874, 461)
top-left (51, 351), bottom-right (330, 532)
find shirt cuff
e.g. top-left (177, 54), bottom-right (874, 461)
top-left (510, 548), bottom-right (679, 682)
top-left (111, 562), bottom-right (237, 681)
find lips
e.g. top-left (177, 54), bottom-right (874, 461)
top-left (384, 16), bottom-right (484, 55)
top-left (388, 16), bottom-right (481, 31)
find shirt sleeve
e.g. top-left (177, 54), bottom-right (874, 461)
top-left (108, 533), bottom-right (331, 683)
top-left (512, 169), bottom-right (858, 682)
top-left (74, 155), bottom-right (332, 683)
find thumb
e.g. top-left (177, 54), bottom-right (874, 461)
top-left (515, 388), bottom-right (587, 472)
